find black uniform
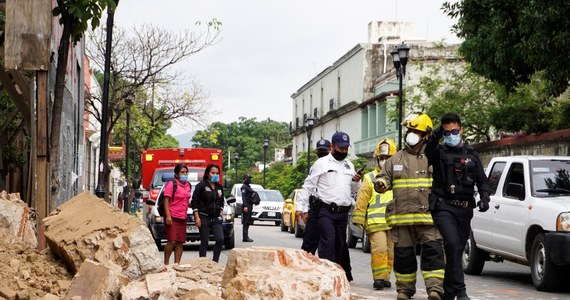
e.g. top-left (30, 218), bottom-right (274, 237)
top-left (191, 180), bottom-right (225, 262)
top-left (426, 128), bottom-right (490, 299)
top-left (241, 183), bottom-right (254, 241)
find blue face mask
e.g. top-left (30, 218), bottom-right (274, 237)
top-left (211, 174), bottom-right (220, 183)
top-left (444, 134), bottom-right (462, 147)
top-left (179, 174), bottom-right (188, 183)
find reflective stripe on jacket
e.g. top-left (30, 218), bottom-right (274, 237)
top-left (354, 169), bottom-right (393, 232)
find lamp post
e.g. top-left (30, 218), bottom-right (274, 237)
top-left (124, 93), bottom-right (133, 213)
top-left (262, 138), bottom-right (269, 187)
top-left (234, 153), bottom-right (239, 184)
top-left (305, 117), bottom-right (315, 174)
top-left (95, 3), bottom-right (117, 199)
top-left (390, 42), bottom-right (410, 150)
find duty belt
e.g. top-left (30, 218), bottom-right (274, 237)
top-left (438, 197), bottom-right (469, 208)
top-left (320, 201), bottom-right (351, 213)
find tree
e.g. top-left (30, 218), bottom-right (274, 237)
top-left (443, 0), bottom-right (570, 97)
top-left (50, 0), bottom-right (116, 193)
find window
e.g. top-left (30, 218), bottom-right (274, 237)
top-left (329, 98), bottom-right (334, 110)
top-left (313, 107), bottom-right (318, 118)
top-left (488, 162), bottom-right (506, 195)
top-left (503, 163), bottom-right (525, 200)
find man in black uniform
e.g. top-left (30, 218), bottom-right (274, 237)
top-left (426, 113), bottom-right (490, 300)
top-left (241, 174), bottom-right (255, 242)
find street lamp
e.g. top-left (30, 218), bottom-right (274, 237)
top-left (124, 93), bottom-right (133, 213)
top-left (234, 152), bottom-right (239, 184)
top-left (305, 117), bottom-right (315, 174)
top-left (263, 138), bottom-right (269, 187)
top-left (390, 42), bottom-right (410, 150)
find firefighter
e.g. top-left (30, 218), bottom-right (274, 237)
top-left (353, 138), bottom-right (397, 290)
top-left (426, 113), bottom-right (490, 300)
top-left (374, 112), bottom-right (445, 300)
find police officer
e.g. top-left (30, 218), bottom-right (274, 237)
top-left (426, 113), bottom-right (490, 300)
top-left (300, 138), bottom-right (354, 281)
top-left (296, 131), bottom-right (361, 270)
top-left (374, 112), bottom-right (445, 300)
top-left (353, 138), bottom-right (397, 290)
top-left (241, 174), bottom-right (255, 242)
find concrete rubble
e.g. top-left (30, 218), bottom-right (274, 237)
top-left (1, 190), bottom-right (369, 299)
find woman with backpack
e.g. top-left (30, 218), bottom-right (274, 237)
top-left (191, 163), bottom-right (225, 262)
top-left (162, 164), bottom-right (191, 265)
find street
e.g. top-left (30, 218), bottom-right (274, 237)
top-left (170, 220), bottom-right (570, 300)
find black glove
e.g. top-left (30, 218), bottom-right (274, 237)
top-left (477, 200), bottom-right (489, 212)
top-left (432, 125), bottom-right (444, 139)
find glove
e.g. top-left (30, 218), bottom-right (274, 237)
top-left (477, 200), bottom-right (489, 212)
top-left (432, 125), bottom-right (444, 139)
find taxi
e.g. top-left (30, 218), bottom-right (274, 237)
top-left (281, 188), bottom-right (305, 237)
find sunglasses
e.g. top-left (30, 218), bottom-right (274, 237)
top-left (443, 128), bottom-right (461, 136)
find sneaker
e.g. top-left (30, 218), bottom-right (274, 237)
top-left (428, 291), bottom-right (442, 300)
top-left (457, 290), bottom-right (471, 300)
top-left (372, 280), bottom-right (384, 290)
top-left (397, 292), bottom-right (412, 300)
top-left (242, 238), bottom-right (254, 242)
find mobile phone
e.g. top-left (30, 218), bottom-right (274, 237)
top-left (357, 165), bottom-right (366, 175)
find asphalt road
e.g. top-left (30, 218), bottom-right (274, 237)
top-left (172, 220), bottom-right (570, 300)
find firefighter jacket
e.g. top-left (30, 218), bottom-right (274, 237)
top-left (354, 168), bottom-right (393, 233)
top-left (375, 144), bottom-right (433, 226)
top-left (426, 128), bottom-right (491, 206)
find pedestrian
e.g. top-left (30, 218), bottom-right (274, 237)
top-left (107, 192), bottom-right (113, 204)
top-left (117, 192), bottom-right (123, 209)
top-left (374, 112), bottom-right (445, 300)
top-left (425, 112), bottom-right (490, 300)
top-left (191, 164), bottom-right (225, 262)
top-left (241, 174), bottom-right (255, 242)
top-left (162, 163), bottom-right (192, 265)
top-left (296, 131), bottom-right (361, 276)
top-left (300, 138), bottom-right (354, 281)
top-left (353, 138), bottom-right (397, 290)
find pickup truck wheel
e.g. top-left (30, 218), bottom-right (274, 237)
top-left (224, 231), bottom-right (235, 250)
top-left (346, 225), bottom-right (357, 248)
top-left (361, 232), bottom-right (371, 253)
top-left (462, 233), bottom-right (486, 275)
top-left (531, 233), bottom-right (562, 291)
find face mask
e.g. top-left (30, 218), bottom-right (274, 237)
top-left (316, 151), bottom-right (329, 158)
top-left (379, 160), bottom-right (386, 170)
top-left (244, 178), bottom-right (251, 184)
top-left (405, 132), bottom-right (421, 147)
top-left (444, 134), bottom-right (462, 147)
top-left (211, 174), bottom-right (220, 183)
top-left (179, 175), bottom-right (188, 183)
top-left (331, 151), bottom-right (348, 161)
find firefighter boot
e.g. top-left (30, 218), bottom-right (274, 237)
top-left (428, 291), bottom-right (442, 300)
top-left (397, 292), bottom-right (412, 300)
top-left (372, 280), bottom-right (384, 290)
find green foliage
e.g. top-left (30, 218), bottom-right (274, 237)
top-left (443, 0), bottom-right (570, 97)
top-left (53, 0), bottom-right (116, 43)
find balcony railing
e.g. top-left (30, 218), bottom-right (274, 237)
top-left (354, 131), bottom-right (398, 156)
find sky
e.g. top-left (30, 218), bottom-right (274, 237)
top-left (114, 0), bottom-right (460, 135)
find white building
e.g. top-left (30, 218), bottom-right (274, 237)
top-left (290, 21), bottom-right (460, 164)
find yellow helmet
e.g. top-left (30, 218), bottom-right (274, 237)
top-left (374, 138), bottom-right (397, 157)
top-left (403, 112), bottom-right (433, 133)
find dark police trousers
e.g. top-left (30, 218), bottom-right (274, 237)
top-left (302, 205), bottom-right (353, 281)
top-left (316, 206), bottom-right (353, 278)
top-left (198, 215), bottom-right (224, 262)
top-left (432, 201), bottom-right (474, 297)
top-left (242, 206), bottom-right (252, 240)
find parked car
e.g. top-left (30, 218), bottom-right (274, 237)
top-left (464, 156), bottom-right (570, 291)
top-left (248, 189), bottom-right (285, 225)
top-left (229, 183), bottom-right (264, 217)
top-left (346, 205), bottom-right (371, 253)
top-left (280, 189), bottom-right (306, 237)
top-left (143, 182), bottom-right (236, 250)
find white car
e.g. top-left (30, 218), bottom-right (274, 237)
top-left (250, 189), bottom-right (285, 226)
top-left (229, 183), bottom-right (264, 217)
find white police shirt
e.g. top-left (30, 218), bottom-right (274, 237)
top-left (297, 153), bottom-right (359, 213)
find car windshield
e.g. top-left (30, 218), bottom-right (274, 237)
top-left (257, 190), bottom-right (284, 202)
top-left (530, 159), bottom-right (570, 197)
top-left (151, 167), bottom-right (203, 188)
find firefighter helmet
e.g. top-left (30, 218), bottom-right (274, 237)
top-left (374, 138), bottom-right (397, 157)
top-left (403, 112), bottom-right (433, 133)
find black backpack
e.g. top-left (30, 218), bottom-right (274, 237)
top-left (250, 191), bottom-right (261, 206)
top-left (157, 179), bottom-right (177, 217)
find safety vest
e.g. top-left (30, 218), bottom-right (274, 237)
top-left (363, 170), bottom-right (393, 232)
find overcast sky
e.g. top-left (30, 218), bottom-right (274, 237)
top-left (114, 0), bottom-right (460, 135)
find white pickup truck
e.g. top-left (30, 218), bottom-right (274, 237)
top-left (463, 156), bottom-right (570, 292)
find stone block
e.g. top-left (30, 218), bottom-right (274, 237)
top-left (66, 259), bottom-right (125, 300)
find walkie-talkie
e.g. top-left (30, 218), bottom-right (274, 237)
top-left (357, 165), bottom-right (366, 175)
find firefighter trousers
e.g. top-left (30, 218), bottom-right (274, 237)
top-left (368, 229), bottom-right (394, 281)
top-left (390, 224), bottom-right (445, 297)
